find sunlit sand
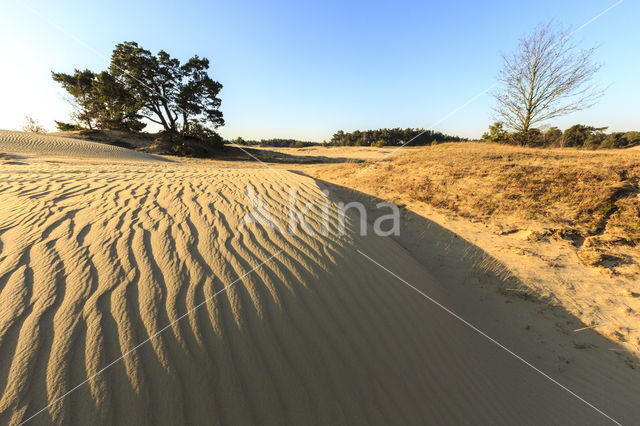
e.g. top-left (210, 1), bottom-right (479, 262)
top-left (1, 131), bottom-right (638, 425)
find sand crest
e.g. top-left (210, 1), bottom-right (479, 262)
top-left (0, 130), bottom-right (164, 161)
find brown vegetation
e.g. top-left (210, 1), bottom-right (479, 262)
top-left (311, 142), bottom-right (640, 273)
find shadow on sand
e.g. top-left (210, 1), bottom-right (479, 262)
top-left (298, 172), bottom-right (640, 421)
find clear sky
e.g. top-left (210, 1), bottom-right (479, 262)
top-left (1, 0), bottom-right (638, 140)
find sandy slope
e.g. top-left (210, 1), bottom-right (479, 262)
top-left (0, 133), bottom-right (638, 425)
top-left (252, 145), bottom-right (420, 161)
top-left (297, 144), bottom-right (640, 355)
top-left (0, 130), bottom-right (164, 161)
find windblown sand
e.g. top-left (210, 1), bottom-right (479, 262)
top-left (0, 131), bottom-right (161, 161)
top-left (0, 131), bottom-right (638, 425)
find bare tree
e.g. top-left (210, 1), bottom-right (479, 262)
top-left (492, 22), bottom-right (603, 135)
top-left (21, 116), bottom-right (47, 133)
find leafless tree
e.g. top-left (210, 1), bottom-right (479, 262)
top-left (492, 22), bottom-right (603, 134)
top-left (21, 116), bottom-right (47, 133)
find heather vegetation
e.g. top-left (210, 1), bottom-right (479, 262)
top-left (311, 142), bottom-right (640, 273)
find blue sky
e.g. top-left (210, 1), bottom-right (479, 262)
top-left (1, 0), bottom-right (638, 140)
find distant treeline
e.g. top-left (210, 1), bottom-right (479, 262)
top-left (482, 122), bottom-right (640, 149)
top-left (329, 128), bottom-right (466, 147)
top-left (229, 137), bottom-right (317, 148)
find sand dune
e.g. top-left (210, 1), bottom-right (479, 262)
top-left (0, 130), bottom-right (164, 161)
top-left (0, 133), bottom-right (637, 425)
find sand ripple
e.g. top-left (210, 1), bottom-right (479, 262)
top-left (0, 141), bottom-right (617, 424)
top-left (0, 131), bottom-right (163, 161)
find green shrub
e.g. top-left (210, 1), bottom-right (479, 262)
top-left (54, 120), bottom-right (83, 131)
top-left (624, 131), bottom-right (640, 145)
top-left (181, 121), bottom-right (224, 150)
top-left (481, 122), bottom-right (509, 143)
top-left (542, 127), bottom-right (563, 146)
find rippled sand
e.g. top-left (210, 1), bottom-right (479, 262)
top-left (0, 131), bottom-right (635, 425)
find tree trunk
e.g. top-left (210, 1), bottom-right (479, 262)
top-left (182, 112), bottom-right (189, 133)
top-left (159, 98), bottom-right (176, 132)
top-left (156, 112), bottom-right (170, 132)
top-left (148, 103), bottom-right (171, 132)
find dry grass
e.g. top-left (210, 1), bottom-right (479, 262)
top-left (311, 142), bottom-right (640, 270)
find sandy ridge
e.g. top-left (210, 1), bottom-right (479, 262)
top-left (0, 130), bottom-right (165, 161)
